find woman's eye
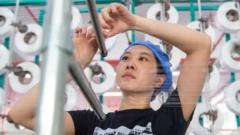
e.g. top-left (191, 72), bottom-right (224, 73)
top-left (139, 57), bottom-right (148, 61)
top-left (121, 56), bottom-right (129, 61)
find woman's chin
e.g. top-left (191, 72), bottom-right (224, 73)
top-left (118, 83), bottom-right (137, 92)
top-left (120, 85), bottom-right (138, 92)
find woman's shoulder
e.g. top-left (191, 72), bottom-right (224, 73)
top-left (164, 89), bottom-right (181, 107)
top-left (68, 109), bottom-right (97, 119)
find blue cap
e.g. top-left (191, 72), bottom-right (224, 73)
top-left (122, 41), bottom-right (173, 99)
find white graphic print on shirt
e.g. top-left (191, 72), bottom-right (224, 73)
top-left (93, 122), bottom-right (153, 135)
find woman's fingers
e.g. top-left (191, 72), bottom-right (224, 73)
top-left (81, 27), bottom-right (87, 35)
top-left (86, 26), bottom-right (95, 39)
top-left (73, 26), bottom-right (99, 40)
top-left (103, 28), bottom-right (117, 38)
top-left (101, 5), bottom-right (120, 23)
top-left (99, 14), bottom-right (111, 29)
top-left (110, 5), bottom-right (118, 14)
top-left (75, 27), bottom-right (82, 33)
top-left (109, 3), bottom-right (126, 15)
top-left (73, 22), bottom-right (115, 41)
top-left (73, 27), bottom-right (82, 37)
top-left (102, 7), bottom-right (115, 23)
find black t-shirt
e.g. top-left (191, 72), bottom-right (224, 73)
top-left (69, 90), bottom-right (193, 135)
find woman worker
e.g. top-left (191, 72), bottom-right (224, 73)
top-left (8, 3), bottom-right (211, 135)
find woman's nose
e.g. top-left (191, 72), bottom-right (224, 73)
top-left (126, 62), bottom-right (136, 70)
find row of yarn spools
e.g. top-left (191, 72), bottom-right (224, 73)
top-left (0, 1), bottom-right (240, 113)
top-left (145, 2), bottom-right (240, 135)
top-left (146, 1), bottom-right (240, 70)
top-left (0, 2), bottom-right (239, 134)
top-left (0, 1), bottom-right (239, 107)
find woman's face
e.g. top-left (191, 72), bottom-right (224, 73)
top-left (116, 45), bottom-right (164, 94)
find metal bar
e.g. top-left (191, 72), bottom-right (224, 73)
top-left (131, 0), bottom-right (136, 42)
top-left (212, 32), bottom-right (225, 53)
top-left (99, 49), bottom-right (105, 104)
top-left (34, 9), bottom-right (45, 65)
top-left (25, 6), bottom-right (38, 23)
top-left (175, 5), bottom-right (219, 11)
top-left (236, 115), bottom-right (240, 127)
top-left (0, 75), bottom-right (4, 88)
top-left (189, 0), bottom-right (196, 21)
top-left (135, 0), bottom-right (232, 3)
top-left (38, 9), bottom-right (45, 25)
top-left (31, 7), bottom-right (103, 15)
top-left (197, 0), bottom-right (202, 18)
top-left (0, 0), bottom-right (233, 6)
top-left (0, 38), bottom-right (10, 88)
top-left (0, 0), bottom-right (124, 6)
top-left (3, 38), bottom-right (10, 49)
top-left (36, 0), bottom-right (72, 134)
top-left (79, 7), bottom-right (103, 13)
top-left (0, 0), bottom-right (221, 11)
top-left (86, 0), bottom-right (108, 57)
top-left (69, 61), bottom-right (106, 120)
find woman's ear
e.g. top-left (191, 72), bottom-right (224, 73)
top-left (155, 74), bottom-right (166, 88)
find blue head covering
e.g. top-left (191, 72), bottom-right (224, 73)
top-left (122, 41), bottom-right (173, 100)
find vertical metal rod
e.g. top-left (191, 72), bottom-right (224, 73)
top-left (125, 0), bottom-right (133, 43)
top-left (197, 0), bottom-right (206, 33)
top-left (86, 0), bottom-right (108, 57)
top-left (35, 9), bottom-right (45, 65)
top-left (69, 61), bottom-right (106, 120)
top-left (197, 0), bottom-right (202, 19)
top-left (189, 0), bottom-right (195, 21)
top-left (130, 0), bottom-right (136, 42)
top-left (160, 0), bottom-right (166, 22)
top-left (36, 0), bottom-right (72, 134)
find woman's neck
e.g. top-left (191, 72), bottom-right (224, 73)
top-left (119, 92), bottom-right (152, 110)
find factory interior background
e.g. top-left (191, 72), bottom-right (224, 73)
top-left (0, 0), bottom-right (240, 134)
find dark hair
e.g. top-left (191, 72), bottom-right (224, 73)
top-left (157, 64), bottom-right (165, 75)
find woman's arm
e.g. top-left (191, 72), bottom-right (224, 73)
top-left (134, 16), bottom-right (211, 121)
top-left (134, 16), bottom-right (211, 55)
top-left (101, 3), bottom-right (211, 121)
top-left (8, 84), bottom-right (75, 135)
top-left (101, 3), bottom-right (211, 55)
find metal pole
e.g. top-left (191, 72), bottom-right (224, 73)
top-left (86, 0), bottom-right (108, 57)
top-left (36, 0), bottom-right (72, 134)
top-left (69, 61), bottom-right (106, 120)
top-left (189, 0), bottom-right (196, 21)
top-left (130, 0), bottom-right (136, 42)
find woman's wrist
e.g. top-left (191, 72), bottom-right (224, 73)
top-left (129, 15), bottom-right (143, 32)
top-left (128, 15), bottom-right (139, 31)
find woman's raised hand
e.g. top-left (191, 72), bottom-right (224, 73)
top-left (100, 3), bottom-right (138, 37)
top-left (73, 26), bottom-right (98, 68)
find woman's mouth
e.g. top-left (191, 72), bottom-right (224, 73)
top-left (122, 73), bottom-right (136, 80)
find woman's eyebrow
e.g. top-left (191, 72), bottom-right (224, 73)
top-left (123, 51), bottom-right (153, 58)
top-left (140, 52), bottom-right (153, 58)
top-left (124, 52), bottom-right (131, 55)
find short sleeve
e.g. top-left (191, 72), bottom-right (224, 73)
top-left (68, 110), bottom-right (99, 135)
top-left (161, 89), bottom-right (194, 135)
top-left (164, 89), bottom-right (182, 107)
top-left (164, 89), bottom-right (194, 121)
